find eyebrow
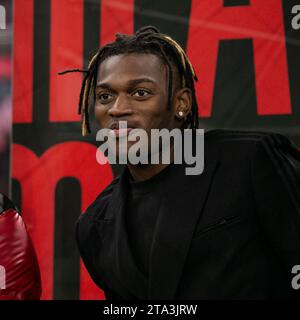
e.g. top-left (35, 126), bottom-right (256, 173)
top-left (96, 77), bottom-right (157, 89)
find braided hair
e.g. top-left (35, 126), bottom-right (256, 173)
top-left (59, 26), bottom-right (199, 136)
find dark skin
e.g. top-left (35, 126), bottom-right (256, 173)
top-left (94, 53), bottom-right (192, 182)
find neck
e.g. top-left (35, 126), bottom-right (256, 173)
top-left (127, 162), bottom-right (171, 182)
top-left (127, 144), bottom-right (175, 182)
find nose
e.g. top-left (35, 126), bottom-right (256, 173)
top-left (107, 94), bottom-right (133, 118)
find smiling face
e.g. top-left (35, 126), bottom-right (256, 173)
top-left (94, 52), bottom-right (191, 160)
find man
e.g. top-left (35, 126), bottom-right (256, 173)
top-left (70, 26), bottom-right (300, 299)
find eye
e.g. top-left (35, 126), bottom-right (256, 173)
top-left (97, 92), bottom-right (113, 103)
top-left (132, 89), bottom-right (150, 98)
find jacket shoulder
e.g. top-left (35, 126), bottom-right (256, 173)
top-left (203, 129), bottom-right (300, 172)
top-left (78, 175), bottom-right (119, 225)
top-left (204, 129), bottom-right (296, 153)
top-left (205, 128), bottom-right (284, 143)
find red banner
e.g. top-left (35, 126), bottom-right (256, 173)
top-left (12, 0), bottom-right (300, 299)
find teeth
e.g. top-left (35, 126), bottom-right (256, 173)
top-left (109, 128), bottom-right (132, 138)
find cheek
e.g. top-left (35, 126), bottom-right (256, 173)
top-left (94, 105), bottom-right (109, 127)
top-left (141, 97), bottom-right (171, 126)
top-left (145, 107), bottom-right (174, 129)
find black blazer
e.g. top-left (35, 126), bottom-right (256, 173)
top-left (76, 129), bottom-right (300, 299)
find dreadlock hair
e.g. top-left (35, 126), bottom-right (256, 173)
top-left (58, 26), bottom-right (199, 136)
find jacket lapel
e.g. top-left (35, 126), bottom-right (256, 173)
top-left (148, 156), bottom-right (220, 299)
top-left (102, 168), bottom-right (148, 299)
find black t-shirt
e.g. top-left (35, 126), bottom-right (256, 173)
top-left (125, 163), bottom-right (176, 277)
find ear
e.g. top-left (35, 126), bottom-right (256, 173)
top-left (173, 87), bottom-right (192, 121)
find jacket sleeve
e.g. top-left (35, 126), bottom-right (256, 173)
top-left (251, 133), bottom-right (300, 281)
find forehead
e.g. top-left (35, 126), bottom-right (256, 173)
top-left (97, 53), bottom-right (166, 84)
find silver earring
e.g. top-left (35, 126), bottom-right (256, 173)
top-left (178, 111), bottom-right (184, 117)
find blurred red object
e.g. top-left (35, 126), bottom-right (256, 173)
top-left (0, 194), bottom-right (42, 299)
top-left (0, 57), bottom-right (11, 79)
